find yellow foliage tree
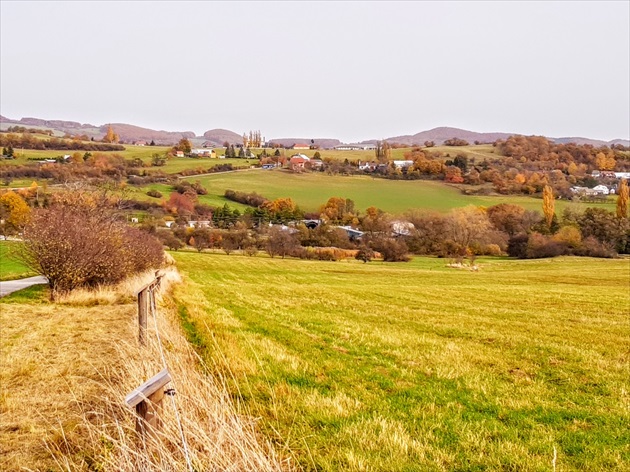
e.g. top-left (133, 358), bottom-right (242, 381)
top-left (542, 185), bottom-right (555, 228)
top-left (595, 152), bottom-right (616, 171)
top-left (103, 125), bottom-right (119, 144)
top-left (0, 191), bottom-right (31, 235)
top-left (553, 226), bottom-right (582, 248)
top-left (617, 178), bottom-right (628, 219)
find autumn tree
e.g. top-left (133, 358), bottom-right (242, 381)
top-left (320, 197), bottom-right (356, 224)
top-left (542, 185), bottom-right (555, 229)
top-left (265, 226), bottom-right (298, 258)
top-left (444, 166), bottom-right (464, 183)
top-left (445, 206), bottom-right (492, 256)
top-left (355, 245), bottom-right (375, 263)
top-left (175, 138), bottom-right (192, 154)
top-left (360, 206), bottom-right (390, 234)
top-left (577, 207), bottom-right (629, 253)
top-left (0, 191), bottom-right (31, 236)
top-left (103, 125), bottom-right (119, 144)
top-left (261, 197), bottom-right (302, 223)
top-left (616, 178), bottom-right (628, 219)
top-left (595, 152), bottom-right (616, 171)
top-left (375, 140), bottom-right (391, 163)
top-left (487, 203), bottom-right (540, 236)
top-left (163, 192), bottom-right (195, 217)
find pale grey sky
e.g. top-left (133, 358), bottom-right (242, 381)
top-left (1, 1), bottom-right (628, 142)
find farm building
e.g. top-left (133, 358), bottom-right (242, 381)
top-left (393, 160), bottom-right (414, 169)
top-left (336, 225), bottom-right (364, 240)
top-left (335, 143), bottom-right (377, 151)
top-left (308, 158), bottom-right (324, 169)
top-left (191, 149), bottom-right (216, 157)
top-left (290, 154), bottom-right (310, 171)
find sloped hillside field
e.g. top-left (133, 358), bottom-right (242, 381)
top-left (173, 253), bottom-right (629, 471)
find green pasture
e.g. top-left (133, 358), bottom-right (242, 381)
top-left (190, 170), bottom-right (615, 214)
top-left (0, 145), bottom-right (258, 176)
top-left (0, 242), bottom-right (35, 281)
top-left (149, 157), bottom-right (254, 174)
top-left (173, 253), bottom-right (629, 471)
top-left (127, 182), bottom-right (250, 211)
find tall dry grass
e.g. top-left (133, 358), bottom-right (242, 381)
top-left (1, 265), bottom-right (291, 471)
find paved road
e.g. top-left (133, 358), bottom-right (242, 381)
top-left (0, 276), bottom-right (48, 297)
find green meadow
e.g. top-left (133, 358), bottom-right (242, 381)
top-left (173, 252), bottom-right (629, 471)
top-left (0, 143), bottom-right (617, 215)
top-left (189, 170), bottom-right (615, 215)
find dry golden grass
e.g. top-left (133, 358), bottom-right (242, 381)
top-left (0, 267), bottom-right (290, 471)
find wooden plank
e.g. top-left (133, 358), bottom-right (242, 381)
top-left (136, 276), bottom-right (162, 295)
top-left (125, 368), bottom-right (172, 408)
top-left (136, 388), bottom-right (165, 434)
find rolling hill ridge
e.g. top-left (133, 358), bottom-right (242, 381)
top-left (1, 115), bottom-right (627, 148)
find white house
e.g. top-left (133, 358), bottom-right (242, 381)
top-left (393, 160), bottom-right (414, 169)
top-left (391, 221), bottom-right (415, 236)
top-left (592, 185), bottom-right (610, 195)
top-left (188, 220), bottom-right (211, 228)
top-left (190, 149), bottom-right (215, 157)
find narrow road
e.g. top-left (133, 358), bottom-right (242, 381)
top-left (0, 276), bottom-right (48, 297)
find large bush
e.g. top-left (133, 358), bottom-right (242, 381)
top-left (21, 199), bottom-right (164, 296)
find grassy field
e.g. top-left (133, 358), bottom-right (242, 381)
top-left (0, 142), bottom-right (617, 215)
top-left (189, 170), bottom-right (616, 215)
top-left (0, 241), bottom-right (35, 281)
top-left (0, 145), bottom-right (256, 177)
top-left (172, 252), bottom-right (630, 471)
top-left (0, 269), bottom-right (286, 471)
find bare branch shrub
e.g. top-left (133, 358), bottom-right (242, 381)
top-left (21, 195), bottom-right (163, 297)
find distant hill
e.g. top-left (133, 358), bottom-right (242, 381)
top-left (104, 123), bottom-right (195, 145)
top-left (268, 138), bottom-right (341, 149)
top-left (385, 126), bottom-right (629, 148)
top-left (0, 116), bottom-right (195, 145)
top-left (0, 115), bottom-right (98, 138)
top-left (1, 115), bottom-right (627, 148)
top-left (203, 129), bottom-right (244, 146)
top-left (553, 137), bottom-right (630, 147)
top-left (386, 127), bottom-right (513, 146)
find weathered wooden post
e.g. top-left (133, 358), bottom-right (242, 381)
top-left (137, 274), bottom-right (163, 346)
top-left (125, 369), bottom-right (172, 440)
top-left (137, 287), bottom-right (149, 345)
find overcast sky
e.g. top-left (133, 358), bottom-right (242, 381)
top-left (1, 1), bottom-right (628, 142)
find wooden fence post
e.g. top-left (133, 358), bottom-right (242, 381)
top-left (137, 275), bottom-right (163, 346)
top-left (125, 369), bottom-right (172, 441)
top-left (138, 288), bottom-right (149, 345)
